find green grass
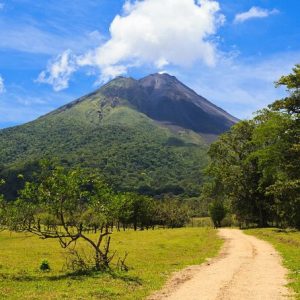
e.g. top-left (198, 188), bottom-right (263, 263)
top-left (245, 228), bottom-right (300, 299)
top-left (0, 227), bottom-right (222, 299)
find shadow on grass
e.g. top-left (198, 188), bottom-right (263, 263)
top-left (0, 269), bottom-right (142, 285)
top-left (273, 228), bottom-right (298, 233)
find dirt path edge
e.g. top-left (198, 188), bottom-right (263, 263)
top-left (148, 228), bottom-right (292, 300)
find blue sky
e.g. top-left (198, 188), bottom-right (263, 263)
top-left (0, 0), bottom-right (299, 128)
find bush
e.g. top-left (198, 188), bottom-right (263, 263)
top-left (39, 259), bottom-right (51, 271)
top-left (221, 214), bottom-right (239, 227)
top-left (209, 200), bottom-right (226, 228)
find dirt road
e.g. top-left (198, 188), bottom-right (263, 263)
top-left (149, 228), bottom-right (292, 300)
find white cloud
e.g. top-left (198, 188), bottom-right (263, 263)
top-left (36, 50), bottom-right (77, 91)
top-left (78, 0), bottom-right (225, 82)
top-left (0, 3), bottom-right (4, 10)
top-left (0, 75), bottom-right (5, 93)
top-left (38, 0), bottom-right (224, 89)
top-left (234, 7), bottom-right (279, 24)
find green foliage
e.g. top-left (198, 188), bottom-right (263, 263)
top-left (205, 120), bottom-right (267, 226)
top-left (205, 65), bottom-right (300, 228)
top-left (2, 162), bottom-right (193, 271)
top-left (0, 96), bottom-right (209, 200)
top-left (183, 196), bottom-right (210, 217)
top-left (4, 164), bottom-right (119, 270)
top-left (0, 179), bottom-right (5, 228)
top-left (153, 198), bottom-right (190, 228)
top-left (209, 200), bottom-right (226, 228)
top-left (275, 64), bottom-right (300, 91)
top-left (39, 259), bottom-right (51, 271)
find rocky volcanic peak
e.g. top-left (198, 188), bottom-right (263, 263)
top-left (99, 73), bottom-right (238, 135)
top-left (139, 73), bottom-right (177, 90)
top-left (140, 73), bottom-right (237, 122)
top-left (139, 73), bottom-right (189, 104)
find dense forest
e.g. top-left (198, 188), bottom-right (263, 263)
top-left (204, 65), bottom-right (300, 229)
top-left (0, 96), bottom-right (209, 201)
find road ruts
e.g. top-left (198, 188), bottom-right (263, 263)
top-left (149, 229), bottom-right (292, 300)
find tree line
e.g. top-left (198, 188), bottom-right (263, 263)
top-left (0, 162), bottom-right (190, 270)
top-left (204, 65), bottom-right (300, 229)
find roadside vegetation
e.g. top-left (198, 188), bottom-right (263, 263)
top-left (203, 65), bottom-right (300, 229)
top-left (245, 228), bottom-right (300, 299)
top-left (0, 227), bottom-right (222, 300)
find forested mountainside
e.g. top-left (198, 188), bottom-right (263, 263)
top-left (0, 73), bottom-right (237, 199)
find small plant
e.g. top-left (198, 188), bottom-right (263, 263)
top-left (39, 259), bottom-right (51, 271)
top-left (64, 249), bottom-right (93, 274)
top-left (116, 252), bottom-right (129, 272)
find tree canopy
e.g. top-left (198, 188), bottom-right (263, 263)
top-left (204, 65), bottom-right (300, 228)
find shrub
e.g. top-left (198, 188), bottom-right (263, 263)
top-left (209, 200), bottom-right (226, 228)
top-left (39, 259), bottom-right (51, 271)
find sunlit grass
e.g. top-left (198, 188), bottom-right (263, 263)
top-left (0, 227), bottom-right (222, 299)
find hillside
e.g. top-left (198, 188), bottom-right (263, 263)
top-left (0, 73), bottom-right (237, 199)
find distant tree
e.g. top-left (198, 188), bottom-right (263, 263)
top-left (5, 164), bottom-right (116, 271)
top-left (113, 193), bottom-right (133, 231)
top-left (123, 193), bottom-right (155, 231)
top-left (209, 200), bottom-right (226, 228)
top-left (155, 198), bottom-right (190, 228)
top-left (0, 179), bottom-right (5, 228)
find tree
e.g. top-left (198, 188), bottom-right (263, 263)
top-left (0, 179), bottom-right (5, 228)
top-left (154, 198), bottom-right (190, 228)
top-left (5, 164), bottom-right (116, 271)
top-left (209, 200), bottom-right (226, 228)
top-left (128, 193), bottom-right (155, 230)
top-left (250, 110), bottom-right (294, 226)
top-left (207, 121), bottom-right (269, 227)
top-left (205, 65), bottom-right (300, 229)
top-left (266, 65), bottom-right (300, 228)
top-left (272, 64), bottom-right (300, 115)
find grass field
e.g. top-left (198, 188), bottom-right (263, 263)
top-left (245, 228), bottom-right (300, 299)
top-left (0, 227), bottom-right (222, 300)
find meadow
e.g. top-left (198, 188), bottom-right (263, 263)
top-left (0, 227), bottom-right (222, 300)
top-left (246, 228), bottom-right (300, 299)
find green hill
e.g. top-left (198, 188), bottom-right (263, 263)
top-left (0, 74), bottom-right (237, 199)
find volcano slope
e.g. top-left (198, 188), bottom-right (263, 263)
top-left (0, 73), bottom-right (237, 199)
